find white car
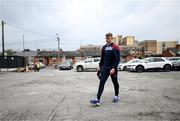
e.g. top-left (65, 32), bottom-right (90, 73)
top-left (118, 59), bottom-right (141, 71)
top-left (74, 58), bottom-right (100, 72)
top-left (127, 57), bottom-right (172, 72)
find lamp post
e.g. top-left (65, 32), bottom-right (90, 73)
top-left (56, 33), bottom-right (60, 62)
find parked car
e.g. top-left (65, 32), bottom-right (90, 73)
top-left (127, 57), bottom-right (172, 72)
top-left (167, 57), bottom-right (180, 70)
top-left (118, 59), bottom-right (141, 71)
top-left (74, 58), bottom-right (100, 72)
top-left (59, 61), bottom-right (73, 70)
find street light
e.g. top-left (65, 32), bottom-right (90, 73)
top-left (56, 33), bottom-right (60, 62)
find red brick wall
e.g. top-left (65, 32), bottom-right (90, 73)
top-left (162, 49), bottom-right (174, 57)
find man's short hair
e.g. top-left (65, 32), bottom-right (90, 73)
top-left (105, 32), bottom-right (113, 37)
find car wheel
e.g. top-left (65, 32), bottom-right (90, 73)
top-left (123, 66), bottom-right (127, 71)
top-left (77, 66), bottom-right (84, 72)
top-left (136, 65), bottom-right (144, 73)
top-left (163, 64), bottom-right (171, 72)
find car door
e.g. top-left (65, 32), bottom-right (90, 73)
top-left (145, 58), bottom-right (165, 69)
top-left (92, 58), bottom-right (100, 69)
top-left (153, 58), bottom-right (166, 68)
top-left (84, 59), bottom-right (93, 69)
top-left (144, 58), bottom-right (155, 69)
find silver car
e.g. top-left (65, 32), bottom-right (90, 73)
top-left (167, 57), bottom-right (180, 70)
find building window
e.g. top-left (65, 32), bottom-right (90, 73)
top-left (162, 42), bottom-right (166, 51)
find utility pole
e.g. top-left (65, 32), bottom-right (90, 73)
top-left (22, 34), bottom-right (26, 67)
top-left (2, 21), bottom-right (5, 56)
top-left (56, 33), bottom-right (60, 62)
top-left (23, 34), bottom-right (25, 57)
top-left (80, 40), bottom-right (84, 57)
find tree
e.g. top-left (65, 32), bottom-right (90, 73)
top-left (5, 49), bottom-right (15, 56)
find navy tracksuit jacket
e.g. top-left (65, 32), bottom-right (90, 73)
top-left (97, 43), bottom-right (120, 100)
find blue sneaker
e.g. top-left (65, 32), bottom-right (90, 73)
top-left (90, 99), bottom-right (100, 106)
top-left (112, 96), bottom-right (119, 103)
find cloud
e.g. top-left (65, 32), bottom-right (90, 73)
top-left (0, 0), bottom-right (179, 51)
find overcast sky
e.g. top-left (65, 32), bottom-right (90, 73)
top-left (0, 0), bottom-right (180, 51)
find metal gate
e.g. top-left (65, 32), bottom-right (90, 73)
top-left (0, 56), bottom-right (27, 68)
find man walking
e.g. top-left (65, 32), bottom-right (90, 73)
top-left (90, 32), bottom-right (120, 106)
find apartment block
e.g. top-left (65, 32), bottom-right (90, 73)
top-left (156, 41), bottom-right (177, 54)
top-left (113, 35), bottom-right (123, 45)
top-left (122, 36), bottom-right (134, 46)
top-left (80, 44), bottom-right (102, 57)
top-left (143, 40), bottom-right (157, 55)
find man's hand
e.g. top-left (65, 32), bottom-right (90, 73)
top-left (110, 68), bottom-right (115, 75)
top-left (97, 67), bottom-right (100, 72)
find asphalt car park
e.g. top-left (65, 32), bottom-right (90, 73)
top-left (0, 67), bottom-right (180, 121)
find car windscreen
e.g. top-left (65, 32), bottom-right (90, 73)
top-left (127, 59), bottom-right (140, 64)
top-left (94, 58), bottom-right (100, 62)
top-left (60, 62), bottom-right (70, 66)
